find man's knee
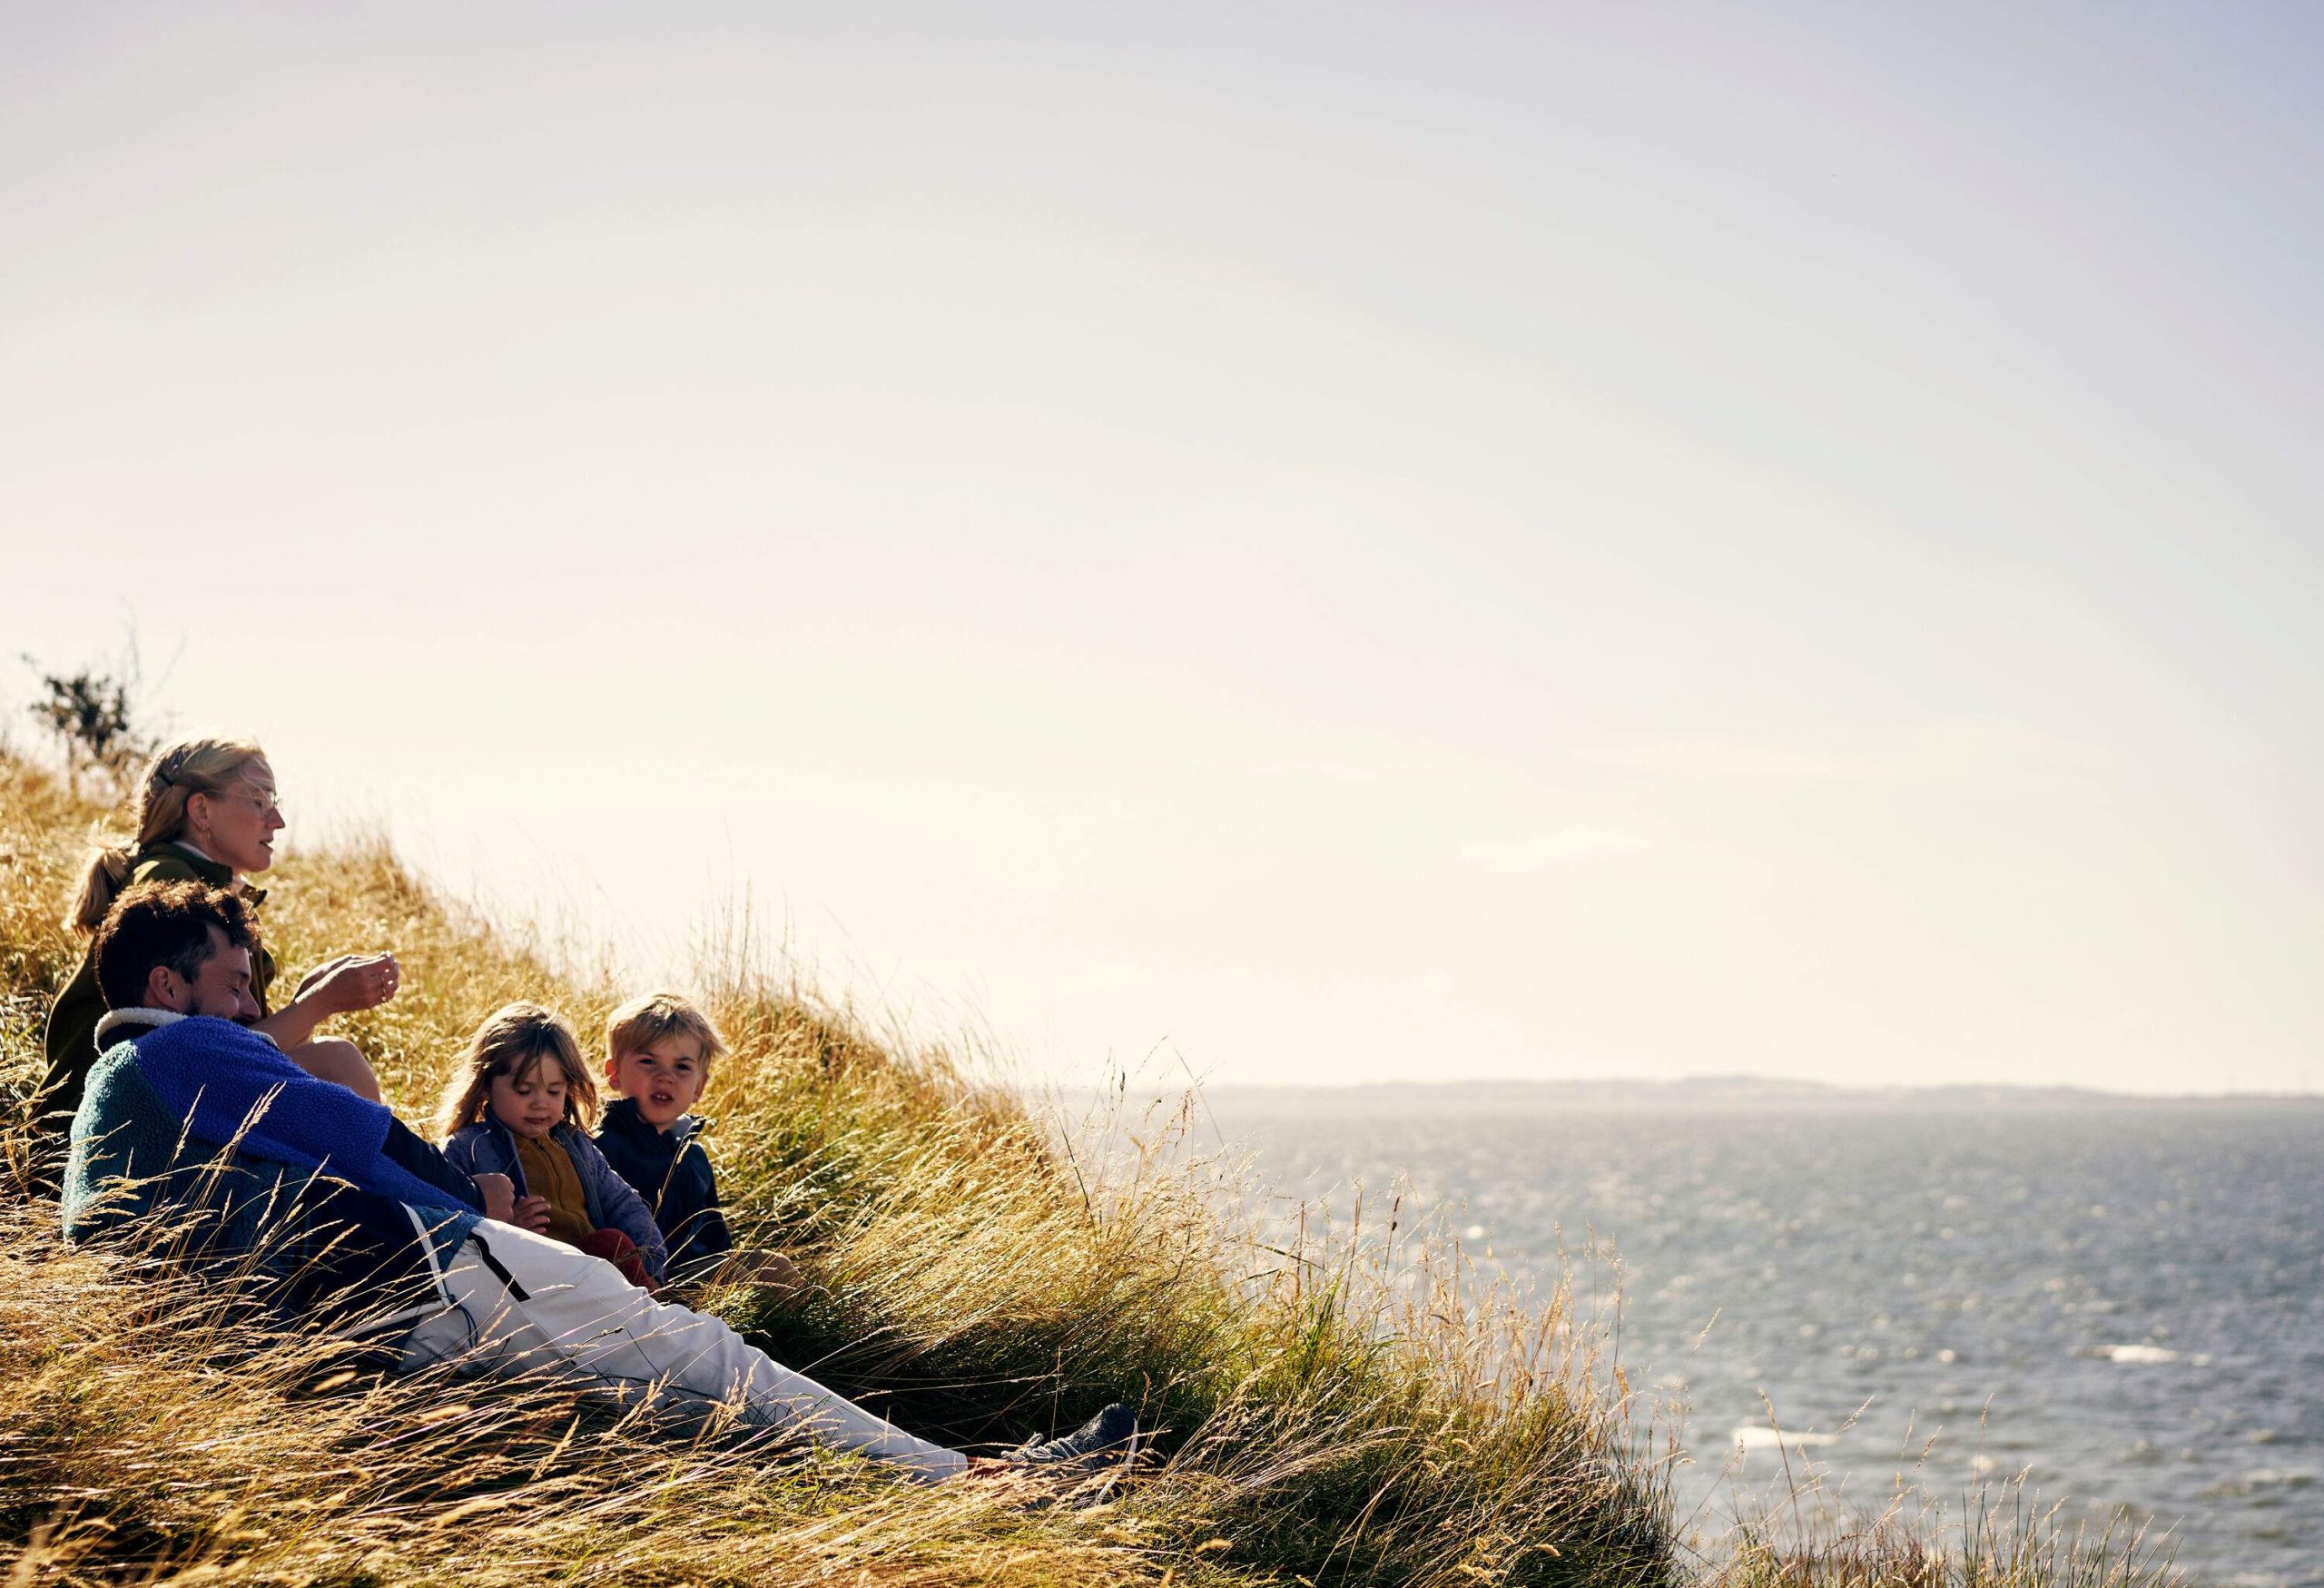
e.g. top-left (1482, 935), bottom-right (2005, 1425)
top-left (290, 1037), bottom-right (382, 1102)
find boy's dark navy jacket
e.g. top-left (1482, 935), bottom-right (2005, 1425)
top-left (594, 1098), bottom-right (732, 1280)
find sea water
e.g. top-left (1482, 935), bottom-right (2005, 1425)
top-left (1203, 1099), bottom-right (2324, 1587)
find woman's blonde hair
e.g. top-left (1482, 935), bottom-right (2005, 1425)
top-left (434, 1001), bottom-right (598, 1139)
top-left (65, 735), bottom-right (270, 937)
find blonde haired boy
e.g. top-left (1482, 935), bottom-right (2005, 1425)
top-left (594, 991), bottom-right (769, 1287)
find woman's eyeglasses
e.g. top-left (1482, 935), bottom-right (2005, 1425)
top-left (228, 785), bottom-right (283, 821)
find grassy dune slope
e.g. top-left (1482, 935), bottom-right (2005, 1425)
top-left (0, 753), bottom-right (2191, 1587)
top-left (0, 753), bottom-right (1669, 1587)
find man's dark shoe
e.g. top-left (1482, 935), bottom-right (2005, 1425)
top-left (1006, 1403), bottom-right (1140, 1475)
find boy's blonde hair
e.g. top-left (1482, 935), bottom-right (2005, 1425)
top-left (605, 991), bottom-right (727, 1074)
top-left (435, 1001), bottom-right (598, 1138)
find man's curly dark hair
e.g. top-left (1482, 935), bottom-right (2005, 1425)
top-left (92, 879), bottom-right (258, 1012)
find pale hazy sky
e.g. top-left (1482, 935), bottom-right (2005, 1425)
top-left (5, 4), bottom-right (2319, 1092)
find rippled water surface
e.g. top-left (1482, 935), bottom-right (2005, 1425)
top-left (1205, 1100), bottom-right (2324, 1587)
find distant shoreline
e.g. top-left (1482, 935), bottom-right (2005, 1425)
top-left (1178, 1076), bottom-right (2324, 1114)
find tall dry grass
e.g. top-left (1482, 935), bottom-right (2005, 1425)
top-left (0, 750), bottom-right (1669, 1586)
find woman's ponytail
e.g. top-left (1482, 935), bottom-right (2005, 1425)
top-left (64, 845), bottom-right (134, 939)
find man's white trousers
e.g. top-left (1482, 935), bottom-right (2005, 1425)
top-left (385, 1215), bottom-right (967, 1483)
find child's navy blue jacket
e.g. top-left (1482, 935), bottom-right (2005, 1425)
top-left (594, 1097), bottom-right (733, 1280)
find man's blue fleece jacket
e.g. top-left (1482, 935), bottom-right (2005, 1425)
top-left (63, 1015), bottom-right (483, 1312)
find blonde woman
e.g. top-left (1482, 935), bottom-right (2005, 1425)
top-left (37, 735), bottom-right (394, 1132)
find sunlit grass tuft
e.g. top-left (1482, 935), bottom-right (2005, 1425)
top-left (1709, 1481), bottom-right (2186, 1588)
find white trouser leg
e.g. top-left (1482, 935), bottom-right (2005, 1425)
top-left (397, 1220), bottom-right (966, 1483)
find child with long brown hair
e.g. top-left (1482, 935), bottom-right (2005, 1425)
top-left (438, 1001), bottom-right (668, 1287)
